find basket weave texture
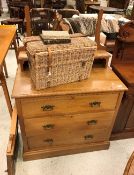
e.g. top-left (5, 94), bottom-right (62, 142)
top-left (25, 36), bottom-right (97, 90)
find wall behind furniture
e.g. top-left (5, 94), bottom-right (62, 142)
top-left (1, 0), bottom-right (134, 9)
top-left (1, 0), bottom-right (109, 10)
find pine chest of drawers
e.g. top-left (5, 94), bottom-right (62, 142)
top-left (12, 67), bottom-right (127, 161)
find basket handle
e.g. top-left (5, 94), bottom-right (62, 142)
top-left (47, 47), bottom-right (52, 76)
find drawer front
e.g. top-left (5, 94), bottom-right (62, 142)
top-left (24, 111), bottom-right (114, 137)
top-left (27, 128), bottom-right (110, 150)
top-left (21, 93), bottom-right (118, 118)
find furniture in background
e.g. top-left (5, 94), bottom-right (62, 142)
top-left (124, 151), bottom-right (134, 175)
top-left (29, 7), bottom-right (55, 35)
top-left (5, 0), bottom-right (33, 36)
top-left (17, 6), bottom-right (80, 71)
top-left (44, 0), bottom-right (66, 9)
top-left (130, 4), bottom-right (134, 19)
top-left (3, 61), bottom-right (9, 78)
top-left (1, 18), bottom-right (23, 45)
top-left (91, 9), bottom-right (112, 67)
top-left (55, 10), bottom-right (112, 67)
top-left (108, 0), bottom-right (130, 10)
top-left (7, 0), bottom-right (33, 18)
top-left (24, 5), bottom-right (80, 36)
top-left (56, 8), bottom-right (80, 18)
top-left (126, 3), bottom-right (134, 19)
top-left (84, 0), bottom-right (100, 13)
top-left (25, 6), bottom-right (79, 35)
top-left (0, 25), bottom-right (17, 117)
top-left (89, 5), bottom-right (124, 14)
top-left (33, 0), bottom-right (44, 7)
top-left (111, 21), bottom-right (134, 140)
top-left (17, 46), bottom-right (28, 71)
top-left (76, 0), bottom-right (85, 13)
top-left (105, 39), bottom-right (115, 53)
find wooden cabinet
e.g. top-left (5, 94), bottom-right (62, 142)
top-left (111, 21), bottom-right (134, 140)
top-left (12, 66), bottom-right (126, 161)
top-left (111, 63), bottom-right (134, 139)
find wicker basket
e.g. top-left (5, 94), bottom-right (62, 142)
top-left (26, 36), bottom-right (97, 90)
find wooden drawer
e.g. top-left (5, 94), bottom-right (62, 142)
top-left (21, 93), bottom-right (118, 118)
top-left (27, 128), bottom-right (110, 150)
top-left (24, 111), bottom-right (114, 137)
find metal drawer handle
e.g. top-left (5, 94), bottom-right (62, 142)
top-left (89, 101), bottom-right (101, 108)
top-left (41, 105), bottom-right (55, 111)
top-left (87, 120), bottom-right (97, 125)
top-left (42, 124), bottom-right (55, 130)
top-left (84, 135), bottom-right (93, 140)
top-left (44, 138), bottom-right (53, 145)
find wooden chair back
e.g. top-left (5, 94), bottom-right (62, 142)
top-left (24, 5), bottom-right (79, 36)
top-left (24, 5), bottom-right (32, 36)
top-left (112, 21), bottom-right (134, 64)
top-left (24, 6), bottom-right (55, 36)
top-left (7, 0), bottom-right (33, 18)
top-left (95, 9), bottom-right (104, 49)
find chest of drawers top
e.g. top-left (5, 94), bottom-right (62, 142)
top-left (12, 67), bottom-right (127, 99)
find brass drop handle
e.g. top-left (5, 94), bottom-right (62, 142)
top-left (44, 138), bottom-right (53, 145)
top-left (84, 135), bottom-right (93, 140)
top-left (41, 105), bottom-right (55, 111)
top-left (42, 124), bottom-right (55, 130)
top-left (89, 101), bottom-right (101, 108)
top-left (87, 120), bottom-right (97, 125)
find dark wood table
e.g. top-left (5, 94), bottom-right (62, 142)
top-left (89, 5), bottom-right (124, 14)
top-left (0, 25), bottom-right (17, 117)
top-left (85, 1), bottom-right (100, 13)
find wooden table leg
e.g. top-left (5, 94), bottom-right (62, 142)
top-left (0, 70), bottom-right (12, 117)
top-left (6, 106), bottom-right (18, 175)
top-left (3, 60), bottom-right (8, 78)
top-left (12, 36), bottom-right (18, 64)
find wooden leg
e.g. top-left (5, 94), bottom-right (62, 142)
top-left (6, 107), bottom-right (18, 175)
top-left (0, 70), bottom-right (12, 117)
top-left (6, 156), bottom-right (15, 175)
top-left (12, 36), bottom-right (18, 64)
top-left (3, 61), bottom-right (8, 78)
top-left (20, 61), bottom-right (24, 71)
